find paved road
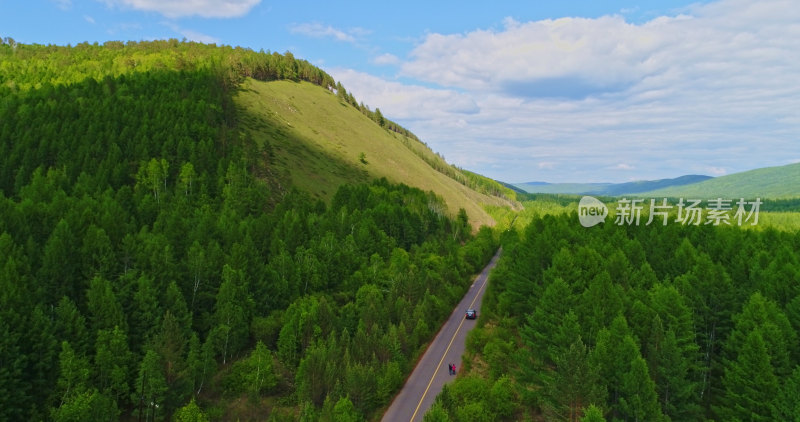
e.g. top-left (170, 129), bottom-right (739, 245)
top-left (381, 248), bottom-right (502, 422)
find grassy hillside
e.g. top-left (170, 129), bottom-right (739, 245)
top-left (236, 78), bottom-right (514, 228)
top-left (0, 39), bottom-right (504, 421)
top-left (641, 163), bottom-right (800, 199)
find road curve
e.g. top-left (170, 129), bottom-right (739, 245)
top-left (381, 248), bottom-right (502, 422)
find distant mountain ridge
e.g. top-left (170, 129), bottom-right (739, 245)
top-left (639, 162), bottom-right (800, 199)
top-left (514, 175), bottom-right (712, 196)
top-left (597, 175), bottom-right (713, 196)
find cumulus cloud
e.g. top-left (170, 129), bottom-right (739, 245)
top-left (361, 0), bottom-right (800, 182)
top-left (162, 22), bottom-right (219, 43)
top-left (289, 22), bottom-right (368, 43)
top-left (402, 15), bottom-right (660, 98)
top-left (707, 166), bottom-right (728, 176)
top-left (178, 28), bottom-right (219, 44)
top-left (330, 68), bottom-right (479, 120)
top-left (373, 53), bottom-right (400, 65)
top-left (99, 0), bottom-right (260, 18)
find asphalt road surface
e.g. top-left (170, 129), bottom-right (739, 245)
top-left (381, 248), bottom-right (502, 422)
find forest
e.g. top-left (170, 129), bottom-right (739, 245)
top-left (0, 39), bottom-right (498, 420)
top-left (425, 210), bottom-right (800, 421)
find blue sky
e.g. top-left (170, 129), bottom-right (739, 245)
top-left (3, 0), bottom-right (799, 183)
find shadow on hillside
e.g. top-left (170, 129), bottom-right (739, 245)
top-left (234, 84), bottom-right (371, 202)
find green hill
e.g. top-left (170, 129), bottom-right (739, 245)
top-left (640, 163), bottom-right (800, 199)
top-left (235, 78), bottom-right (514, 228)
top-left (0, 39), bottom-right (507, 421)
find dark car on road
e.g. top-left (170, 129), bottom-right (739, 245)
top-left (465, 309), bottom-right (477, 319)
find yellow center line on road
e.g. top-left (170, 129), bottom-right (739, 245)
top-left (407, 272), bottom-right (490, 422)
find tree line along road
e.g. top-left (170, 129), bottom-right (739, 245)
top-left (381, 248), bottom-right (502, 422)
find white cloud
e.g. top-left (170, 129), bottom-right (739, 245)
top-left (707, 166), bottom-right (728, 176)
top-left (99, 0), bottom-right (260, 18)
top-left (163, 22), bottom-right (219, 43)
top-left (373, 53), bottom-right (400, 66)
top-left (352, 0), bottom-right (800, 182)
top-left (178, 29), bottom-right (219, 44)
top-left (289, 23), bottom-right (369, 43)
top-left (330, 68), bottom-right (479, 120)
top-left (402, 15), bottom-right (662, 98)
top-left (84, 15), bottom-right (96, 24)
top-left (612, 164), bottom-right (636, 171)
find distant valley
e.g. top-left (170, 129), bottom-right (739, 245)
top-left (513, 162), bottom-right (800, 199)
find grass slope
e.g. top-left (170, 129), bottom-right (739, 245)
top-left (640, 163), bottom-right (800, 199)
top-left (235, 79), bottom-right (511, 227)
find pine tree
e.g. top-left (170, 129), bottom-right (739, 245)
top-left (211, 264), bottom-right (253, 363)
top-left (80, 224), bottom-right (115, 280)
top-left (130, 274), bottom-right (161, 352)
top-left (520, 277), bottom-right (574, 368)
top-left (590, 315), bottom-right (640, 419)
top-left (86, 275), bottom-right (126, 334)
top-left (374, 108), bottom-right (385, 127)
top-left (173, 397), bottom-right (209, 422)
top-left (53, 296), bottom-right (90, 357)
top-left (773, 365), bottom-right (800, 420)
top-left (0, 257), bottom-right (29, 421)
top-left (135, 348), bottom-right (168, 422)
top-left (38, 219), bottom-right (80, 304)
top-left (53, 341), bottom-right (90, 407)
top-left (333, 396), bottom-right (361, 422)
top-left (423, 401), bottom-right (452, 422)
top-left (725, 292), bottom-right (797, 378)
top-left (618, 356), bottom-right (663, 422)
top-left (163, 281), bottom-right (192, 338)
top-left (186, 241), bottom-right (206, 313)
top-left (580, 404), bottom-right (606, 422)
top-left (579, 271), bottom-right (624, 342)
top-left (153, 310), bottom-right (188, 411)
top-left (714, 329), bottom-right (779, 421)
top-left (674, 253), bottom-right (735, 409)
top-left (93, 325), bottom-right (132, 407)
top-left (647, 322), bottom-right (698, 420)
top-left (546, 337), bottom-right (606, 422)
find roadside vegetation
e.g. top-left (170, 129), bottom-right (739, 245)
top-left (429, 204), bottom-right (800, 421)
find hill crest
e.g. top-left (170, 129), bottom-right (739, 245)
top-left (639, 162), bottom-right (800, 199)
top-left (513, 174), bottom-right (711, 196)
top-left (236, 78), bottom-right (515, 227)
